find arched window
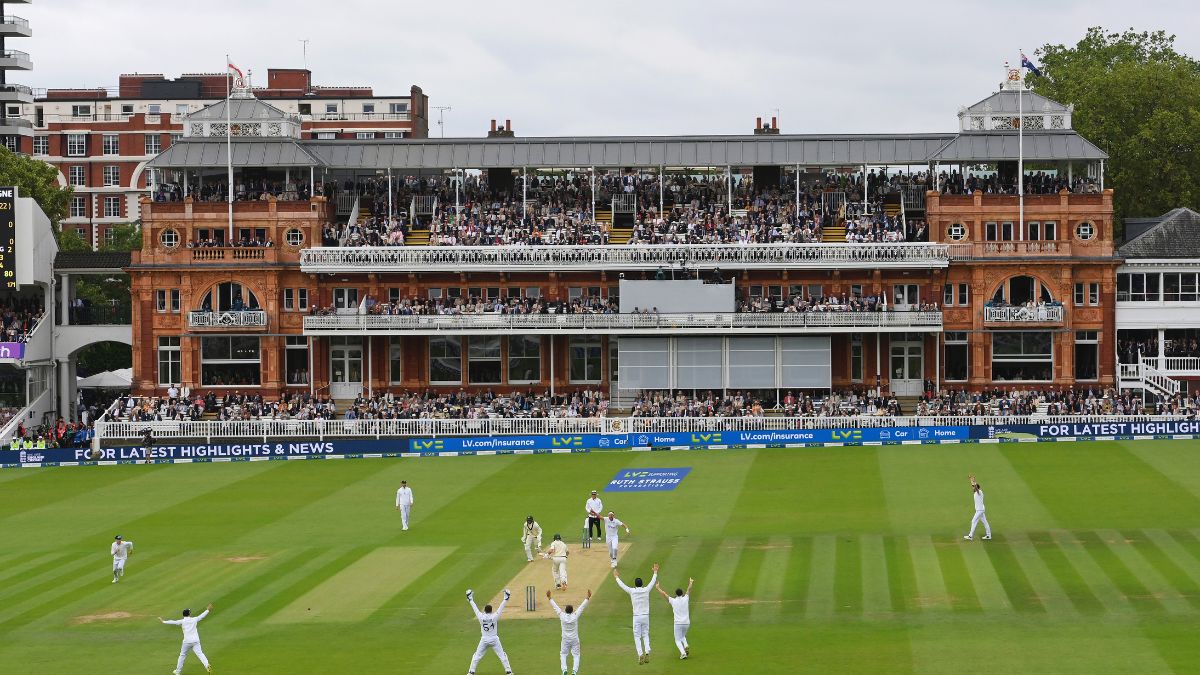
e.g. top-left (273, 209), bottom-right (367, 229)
top-left (200, 282), bottom-right (260, 312)
top-left (991, 275), bottom-right (1054, 306)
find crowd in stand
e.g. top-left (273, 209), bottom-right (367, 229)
top-left (155, 179), bottom-right (314, 203)
top-left (10, 418), bottom-right (94, 448)
top-left (309, 294), bottom-right (619, 317)
top-left (936, 170), bottom-right (1101, 196)
top-left (1, 298), bottom-right (45, 343)
top-left (738, 293), bottom-right (938, 314)
top-left (188, 235), bottom-right (274, 248)
top-left (914, 387), bottom-right (1145, 416)
top-left (1118, 336), bottom-right (1200, 363)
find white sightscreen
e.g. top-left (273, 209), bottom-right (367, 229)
top-left (617, 337), bottom-right (670, 389)
top-left (674, 337), bottom-right (723, 389)
top-left (727, 336), bottom-right (776, 388)
top-left (780, 336), bottom-right (832, 388)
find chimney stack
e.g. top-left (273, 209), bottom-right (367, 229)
top-left (771, 116), bottom-right (777, 129)
top-left (756, 117), bottom-right (762, 130)
top-left (490, 119), bottom-right (497, 132)
top-left (488, 118), bottom-right (515, 138)
top-left (753, 116), bottom-right (780, 135)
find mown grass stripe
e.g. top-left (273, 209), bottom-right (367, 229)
top-left (779, 536), bottom-right (812, 618)
top-left (908, 534), bottom-right (950, 612)
top-left (834, 535), bottom-right (863, 614)
top-left (0, 551), bottom-right (78, 590)
top-left (698, 537), bottom-right (744, 618)
top-left (217, 548), bottom-right (344, 626)
top-left (679, 535), bottom-right (724, 612)
top-left (750, 536), bottom-right (791, 622)
top-left (658, 537), bottom-right (702, 584)
top-left (935, 542), bottom-right (982, 612)
top-left (1106, 529), bottom-right (1194, 614)
top-left (805, 535), bottom-right (836, 617)
top-left (1004, 531), bottom-right (1077, 617)
top-left (0, 553), bottom-right (108, 610)
top-left (1074, 530), bottom-right (1162, 613)
top-left (1049, 529), bottom-right (1132, 614)
top-left (1145, 530), bottom-right (1200, 587)
top-left (882, 535), bottom-right (917, 613)
top-left (724, 536), bottom-right (769, 620)
top-left (983, 534), bottom-right (1045, 613)
top-left (1169, 530), bottom-right (1200, 566)
top-left (859, 534), bottom-right (891, 616)
top-left (230, 546), bottom-right (374, 627)
top-left (957, 540), bottom-right (1012, 612)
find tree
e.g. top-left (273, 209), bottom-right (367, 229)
top-left (1031, 28), bottom-right (1200, 230)
top-left (0, 147), bottom-right (72, 225)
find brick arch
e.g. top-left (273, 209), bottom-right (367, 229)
top-left (987, 272), bottom-right (1058, 304)
top-left (196, 279), bottom-right (264, 311)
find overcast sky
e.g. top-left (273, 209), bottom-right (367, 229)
top-left (21, 1), bottom-right (1199, 138)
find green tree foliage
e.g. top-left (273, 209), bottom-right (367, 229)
top-left (0, 147), bottom-right (72, 225)
top-left (1032, 28), bottom-right (1200, 229)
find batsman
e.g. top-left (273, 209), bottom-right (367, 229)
top-left (520, 515), bottom-right (543, 562)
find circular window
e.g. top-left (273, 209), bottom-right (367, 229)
top-left (159, 228), bottom-right (179, 249)
top-left (947, 223), bottom-right (967, 241)
top-left (1075, 221), bottom-right (1096, 241)
top-left (285, 228), bottom-right (304, 247)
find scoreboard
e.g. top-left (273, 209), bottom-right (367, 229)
top-left (0, 186), bottom-right (14, 289)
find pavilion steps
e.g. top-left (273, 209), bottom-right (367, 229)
top-left (608, 228), bottom-right (634, 245)
top-left (405, 230), bottom-right (432, 246)
top-left (595, 209), bottom-right (613, 227)
top-left (821, 224), bottom-right (847, 243)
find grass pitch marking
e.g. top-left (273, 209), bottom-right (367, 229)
top-left (70, 611), bottom-right (137, 625)
top-left (494, 541), bottom-right (629, 620)
top-left (268, 546), bottom-right (453, 623)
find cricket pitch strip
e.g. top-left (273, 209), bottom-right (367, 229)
top-left (491, 541), bottom-right (631, 620)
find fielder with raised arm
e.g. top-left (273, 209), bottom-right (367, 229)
top-left (613, 562), bottom-right (659, 664)
top-left (110, 535), bottom-right (133, 583)
top-left (465, 588), bottom-right (513, 675)
top-left (963, 473), bottom-right (992, 541)
top-left (604, 511), bottom-right (630, 568)
top-left (394, 480), bottom-right (414, 530)
top-left (520, 515), bottom-right (542, 562)
top-left (657, 577), bottom-right (694, 659)
top-left (158, 602), bottom-right (213, 675)
top-left (546, 533), bottom-right (569, 589)
top-left (548, 588), bottom-right (591, 675)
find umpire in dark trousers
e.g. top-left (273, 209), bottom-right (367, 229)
top-left (585, 490), bottom-right (604, 541)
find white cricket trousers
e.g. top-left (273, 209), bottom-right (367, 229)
top-left (632, 615), bottom-right (651, 656)
top-left (552, 556), bottom-right (568, 586)
top-left (399, 503), bottom-right (412, 529)
top-left (176, 640), bottom-right (209, 672)
top-left (673, 622), bottom-right (690, 656)
top-left (969, 510), bottom-right (991, 537)
top-left (523, 538), bottom-right (539, 561)
top-left (607, 535), bottom-right (619, 562)
top-left (560, 636), bottom-right (581, 672)
top-left (468, 636), bottom-right (511, 673)
top-left (112, 559), bottom-right (126, 575)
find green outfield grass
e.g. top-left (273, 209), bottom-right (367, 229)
top-left (1, 441), bottom-right (1200, 674)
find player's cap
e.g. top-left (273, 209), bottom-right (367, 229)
top-left (591, 490), bottom-right (598, 494)
top-left (607, 510), bottom-right (614, 515)
top-left (526, 515), bottom-right (534, 522)
top-left (114, 535), bottom-right (122, 540)
top-left (553, 533), bottom-right (562, 540)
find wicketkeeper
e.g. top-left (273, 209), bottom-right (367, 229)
top-left (520, 515), bottom-right (542, 562)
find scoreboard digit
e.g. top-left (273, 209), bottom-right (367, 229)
top-left (0, 186), bottom-right (14, 290)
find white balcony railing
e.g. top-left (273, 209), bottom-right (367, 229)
top-left (188, 310), bottom-right (268, 328)
top-left (983, 305), bottom-right (1065, 323)
top-left (303, 310), bottom-right (944, 335)
top-left (301, 243), bottom-right (950, 272)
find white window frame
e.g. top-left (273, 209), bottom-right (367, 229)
top-left (32, 135), bottom-right (48, 155)
top-left (102, 134), bottom-right (119, 156)
top-left (103, 165), bottom-right (120, 187)
top-left (69, 196), bottom-right (86, 218)
top-left (157, 337), bottom-right (181, 386)
top-left (103, 195), bottom-right (122, 218)
top-left (144, 134), bottom-right (161, 155)
top-left (66, 134), bottom-right (86, 157)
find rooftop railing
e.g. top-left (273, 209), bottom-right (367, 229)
top-left (188, 310), bottom-right (267, 328)
top-left (303, 310), bottom-right (944, 334)
top-left (301, 242), bottom-right (951, 272)
top-left (983, 305), bottom-right (1064, 323)
top-left (305, 112), bottom-right (411, 122)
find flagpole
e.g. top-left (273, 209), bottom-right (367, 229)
top-left (226, 54), bottom-right (234, 240)
top-left (1018, 55), bottom-right (1024, 243)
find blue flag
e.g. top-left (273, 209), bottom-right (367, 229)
top-left (1020, 53), bottom-right (1043, 78)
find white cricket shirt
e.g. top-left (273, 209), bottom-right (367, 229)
top-left (163, 609), bottom-right (208, 643)
top-left (668, 594), bottom-right (691, 624)
top-left (553, 598), bottom-right (589, 640)
top-left (111, 541), bottom-right (133, 560)
top-left (604, 517), bottom-right (625, 539)
top-left (585, 496), bottom-right (603, 516)
top-left (616, 572), bottom-right (657, 616)
top-left (471, 597), bottom-right (507, 638)
top-left (395, 486), bottom-right (413, 506)
top-left (973, 489), bottom-right (985, 511)
top-left (548, 539), bottom-right (568, 559)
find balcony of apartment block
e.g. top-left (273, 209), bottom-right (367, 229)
top-left (0, 49), bottom-right (32, 70)
top-left (0, 15), bottom-right (32, 38)
top-left (188, 310), bottom-right (268, 330)
top-left (0, 83), bottom-right (33, 104)
top-left (0, 113), bottom-right (31, 137)
top-left (301, 112), bottom-right (412, 122)
top-left (302, 309), bottom-right (944, 336)
top-left (982, 303), bottom-right (1065, 326)
top-left (300, 242), bottom-right (951, 274)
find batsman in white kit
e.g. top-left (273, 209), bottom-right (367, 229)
top-left (963, 473), bottom-right (992, 540)
top-left (613, 562), bottom-right (659, 664)
top-left (110, 534), bottom-right (133, 583)
top-left (520, 515), bottom-right (542, 562)
top-left (465, 588), bottom-right (513, 675)
top-left (603, 511), bottom-right (630, 568)
top-left (395, 480), bottom-right (414, 530)
top-left (546, 533), bottom-right (569, 589)
top-left (548, 588), bottom-right (591, 675)
top-left (158, 602), bottom-right (213, 674)
top-left (656, 577), bottom-right (694, 659)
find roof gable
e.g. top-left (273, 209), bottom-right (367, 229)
top-left (1119, 208), bottom-right (1200, 259)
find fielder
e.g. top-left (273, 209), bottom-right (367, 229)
top-left (603, 511), bottom-right (630, 568)
top-left (548, 588), bottom-right (591, 675)
top-left (963, 473), bottom-right (992, 541)
top-left (465, 588), bottom-right (513, 675)
top-left (395, 480), bottom-right (414, 530)
top-left (584, 490), bottom-right (604, 542)
top-left (111, 535), bottom-right (133, 583)
top-left (546, 533), bottom-right (569, 589)
top-left (613, 562), bottom-right (659, 664)
top-left (656, 577), bottom-right (694, 659)
top-left (520, 515), bottom-right (542, 562)
top-left (158, 602), bottom-right (213, 675)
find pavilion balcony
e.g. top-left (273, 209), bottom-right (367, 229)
top-left (302, 310), bottom-right (944, 336)
top-left (300, 243), bottom-right (950, 273)
top-left (983, 304), bottom-right (1064, 324)
top-left (188, 310), bottom-right (268, 329)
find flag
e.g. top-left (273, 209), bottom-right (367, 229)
top-left (1020, 53), bottom-right (1043, 78)
top-left (227, 60), bottom-right (244, 87)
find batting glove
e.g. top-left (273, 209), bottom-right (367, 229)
top-left (503, 589), bottom-right (511, 600)
top-left (466, 589), bottom-right (473, 599)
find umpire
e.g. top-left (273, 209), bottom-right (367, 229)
top-left (585, 490), bottom-right (604, 541)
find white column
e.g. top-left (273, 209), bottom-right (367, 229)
top-left (590, 167), bottom-right (596, 221)
top-left (183, 170), bottom-right (188, 197)
top-left (310, 166), bottom-right (315, 196)
top-left (1158, 328), bottom-right (1165, 371)
top-left (308, 336), bottom-right (315, 397)
top-left (726, 166), bottom-right (732, 211)
top-left (659, 165), bottom-right (664, 215)
top-left (549, 336), bottom-right (555, 397)
top-left (60, 273), bottom-right (70, 326)
top-left (1099, 160), bottom-right (1105, 191)
top-left (387, 169), bottom-right (394, 220)
top-left (454, 168), bottom-right (461, 222)
top-left (58, 359), bottom-right (72, 420)
top-left (522, 167), bottom-right (527, 220)
top-left (367, 337), bottom-right (373, 398)
top-left (934, 333), bottom-right (941, 394)
top-left (794, 163), bottom-right (800, 215)
top-left (875, 335), bottom-right (881, 396)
